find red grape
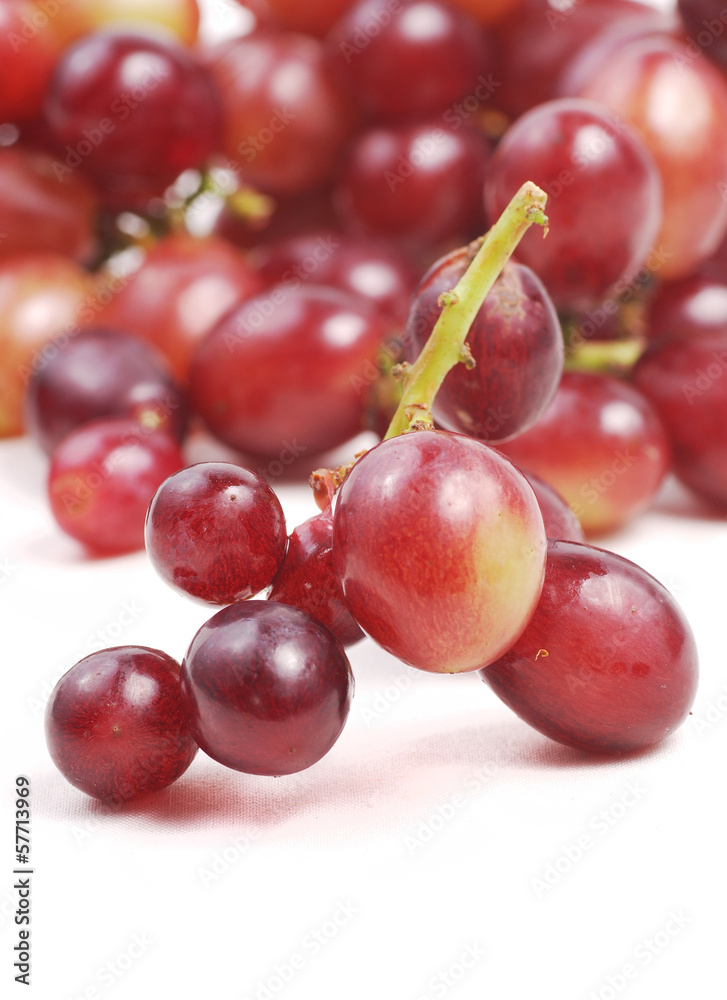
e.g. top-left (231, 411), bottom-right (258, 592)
top-left (25, 327), bottom-right (188, 454)
top-left (405, 252), bottom-right (563, 442)
top-left (326, 0), bottom-right (493, 122)
top-left (269, 507), bottom-right (365, 646)
top-left (46, 645), bottom-right (197, 804)
top-left (189, 284), bottom-right (387, 461)
top-left (48, 417), bottom-right (184, 554)
top-left (181, 601), bottom-right (353, 775)
top-left (647, 273), bottom-right (727, 342)
top-left (335, 120), bottom-right (489, 256)
top-left (497, 372), bottom-right (671, 535)
top-left (524, 471), bottom-right (586, 543)
top-left (632, 331), bottom-right (727, 507)
top-left (43, 30), bottom-right (222, 209)
top-left (145, 462), bottom-right (287, 605)
top-left (482, 540), bottom-right (699, 754)
top-left (206, 31), bottom-right (354, 196)
top-left (333, 429), bottom-right (547, 673)
top-left (484, 98), bottom-right (663, 310)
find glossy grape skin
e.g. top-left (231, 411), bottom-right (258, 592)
top-left (189, 284), bottom-right (387, 461)
top-left (251, 230), bottom-right (418, 325)
top-left (405, 253), bottom-right (563, 442)
top-left (632, 332), bottom-right (727, 508)
top-left (482, 540), bottom-right (699, 754)
top-left (94, 234), bottom-right (263, 382)
top-left (0, 254), bottom-right (95, 439)
top-left (0, 145), bottom-right (98, 264)
top-left (647, 273), bottom-right (727, 342)
top-left (43, 31), bottom-right (222, 209)
top-left (46, 645), bottom-right (198, 804)
top-left (181, 601), bottom-right (353, 775)
top-left (498, 372), bottom-right (671, 536)
top-left (333, 430), bottom-right (547, 673)
top-left (269, 508), bottom-right (365, 647)
top-left (146, 462), bottom-right (287, 605)
top-left (524, 471), bottom-right (586, 543)
top-left (448, 0), bottom-right (525, 26)
top-left (484, 98), bottom-right (662, 311)
top-left (326, 0), bottom-right (493, 122)
top-left (48, 417), bottom-right (184, 554)
top-left (574, 35), bottom-right (727, 281)
top-left (25, 328), bottom-right (188, 455)
top-left (207, 32), bottom-right (354, 196)
top-left (335, 121), bottom-right (489, 256)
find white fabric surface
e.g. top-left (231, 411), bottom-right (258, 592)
top-left (2, 430), bottom-right (726, 1000)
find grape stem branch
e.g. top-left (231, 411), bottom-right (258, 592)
top-left (384, 180), bottom-right (549, 440)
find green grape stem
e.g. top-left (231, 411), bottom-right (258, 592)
top-left (383, 181), bottom-right (549, 441)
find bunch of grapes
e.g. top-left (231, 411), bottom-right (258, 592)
top-left (2, 0), bottom-right (723, 804)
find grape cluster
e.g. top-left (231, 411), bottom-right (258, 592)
top-left (3, 0), bottom-right (723, 803)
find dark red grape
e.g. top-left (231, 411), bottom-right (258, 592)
top-left (335, 120), bottom-right (489, 256)
top-left (189, 284), bottom-right (387, 461)
top-left (333, 429), bottom-right (547, 673)
top-left (206, 31), bottom-right (354, 196)
top-left (482, 540), bottom-right (699, 754)
top-left (48, 417), bottom-right (184, 554)
top-left (678, 0), bottom-right (727, 70)
top-left (326, 0), bottom-right (493, 122)
top-left (484, 98), bottom-right (663, 310)
top-left (180, 601), bottom-right (353, 775)
top-left (269, 507), bottom-right (365, 646)
top-left (632, 331), bottom-right (727, 507)
top-left (45, 645), bottom-right (198, 803)
top-left (497, 372), bottom-right (671, 535)
top-left (405, 252), bottom-right (563, 442)
top-left (43, 31), bottom-right (222, 209)
top-left (25, 327), bottom-right (188, 454)
top-left (145, 462), bottom-right (288, 605)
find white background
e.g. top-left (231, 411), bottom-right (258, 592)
top-left (3, 1), bottom-right (727, 999)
